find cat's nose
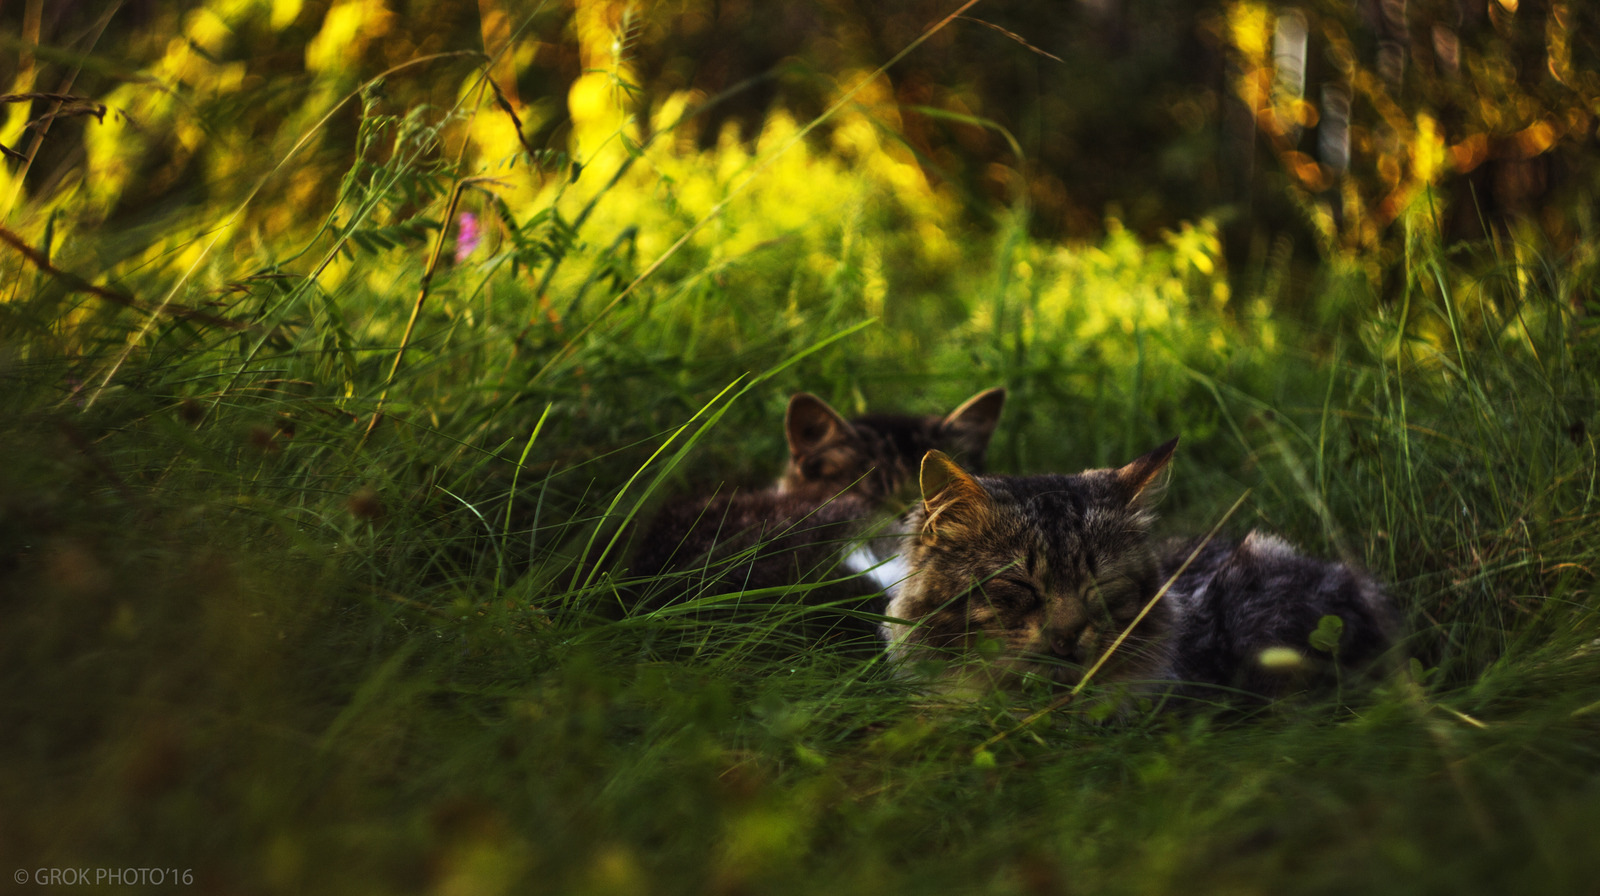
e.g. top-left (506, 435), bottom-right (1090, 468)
top-left (1048, 634), bottom-right (1077, 661)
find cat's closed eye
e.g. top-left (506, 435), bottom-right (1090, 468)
top-left (999, 579), bottom-right (1043, 612)
top-left (972, 575), bottom-right (1042, 613)
top-left (1090, 577), bottom-right (1151, 622)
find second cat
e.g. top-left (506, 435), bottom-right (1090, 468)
top-left (626, 388), bottom-right (1006, 645)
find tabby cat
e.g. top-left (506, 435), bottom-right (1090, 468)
top-left (862, 440), bottom-right (1399, 702)
top-left (627, 388), bottom-right (1006, 639)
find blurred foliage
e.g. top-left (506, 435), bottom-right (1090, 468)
top-left (623, 0), bottom-right (1600, 286)
top-left (6, 0), bottom-right (1600, 301)
top-left (1215, 0), bottom-right (1600, 285)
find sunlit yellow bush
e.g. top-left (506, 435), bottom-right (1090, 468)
top-left (965, 219), bottom-right (1234, 365)
top-left (7, 0), bottom-right (1256, 377)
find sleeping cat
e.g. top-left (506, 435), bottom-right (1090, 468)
top-left (626, 388), bottom-right (1006, 642)
top-left (861, 440), bottom-right (1400, 702)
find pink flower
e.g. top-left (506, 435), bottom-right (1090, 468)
top-left (455, 212), bottom-right (481, 262)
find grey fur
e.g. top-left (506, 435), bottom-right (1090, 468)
top-left (1159, 531), bottom-right (1399, 699)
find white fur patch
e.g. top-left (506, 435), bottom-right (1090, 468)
top-left (1241, 530), bottom-right (1297, 559)
top-left (844, 547), bottom-right (910, 595)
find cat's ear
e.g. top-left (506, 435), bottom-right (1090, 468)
top-left (938, 387), bottom-right (1006, 460)
top-left (785, 393), bottom-right (855, 457)
top-left (1114, 437), bottom-right (1179, 506)
top-left (920, 450), bottom-right (991, 539)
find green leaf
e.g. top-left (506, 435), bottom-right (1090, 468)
top-left (1309, 614), bottom-right (1345, 656)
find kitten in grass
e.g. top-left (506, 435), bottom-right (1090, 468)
top-left (862, 439), bottom-right (1400, 703)
top-left (626, 388), bottom-right (1006, 641)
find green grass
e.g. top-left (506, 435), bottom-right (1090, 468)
top-left (3, 61), bottom-right (1599, 896)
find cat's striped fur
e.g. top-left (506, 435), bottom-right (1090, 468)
top-left (864, 441), bottom-right (1400, 701)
